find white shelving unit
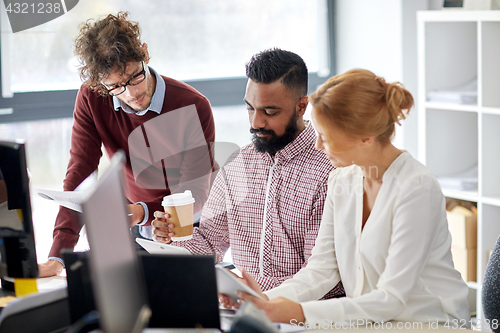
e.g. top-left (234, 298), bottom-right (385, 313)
top-left (418, 10), bottom-right (500, 331)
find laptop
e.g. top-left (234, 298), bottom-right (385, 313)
top-left (79, 151), bottom-right (151, 333)
top-left (64, 251), bottom-right (222, 330)
top-left (74, 151), bottom-right (221, 333)
top-left (135, 238), bottom-right (191, 255)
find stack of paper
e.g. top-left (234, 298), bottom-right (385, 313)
top-left (437, 165), bottom-right (478, 191)
top-left (427, 78), bottom-right (477, 105)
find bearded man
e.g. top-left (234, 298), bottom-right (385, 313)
top-left (152, 48), bottom-right (344, 297)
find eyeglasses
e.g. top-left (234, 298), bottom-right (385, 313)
top-left (104, 61), bottom-right (147, 96)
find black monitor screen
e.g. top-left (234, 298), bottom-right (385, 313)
top-left (0, 140), bottom-right (38, 280)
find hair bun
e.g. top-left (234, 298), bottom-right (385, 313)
top-left (385, 82), bottom-right (412, 125)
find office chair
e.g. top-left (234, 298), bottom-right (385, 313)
top-left (482, 234), bottom-right (500, 333)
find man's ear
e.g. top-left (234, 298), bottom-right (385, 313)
top-left (143, 43), bottom-right (150, 64)
top-left (296, 95), bottom-right (309, 117)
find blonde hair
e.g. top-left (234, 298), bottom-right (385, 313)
top-left (309, 69), bottom-right (414, 143)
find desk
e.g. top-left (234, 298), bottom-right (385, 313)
top-left (36, 275), bottom-right (67, 292)
top-left (0, 275), bottom-right (67, 303)
top-left (0, 276), bottom-right (70, 333)
top-left (0, 277), bottom-right (478, 333)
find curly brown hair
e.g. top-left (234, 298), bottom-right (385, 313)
top-left (74, 12), bottom-right (148, 96)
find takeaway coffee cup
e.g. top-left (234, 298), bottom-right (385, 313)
top-left (161, 190), bottom-right (195, 241)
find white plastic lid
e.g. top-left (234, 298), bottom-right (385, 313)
top-left (161, 190), bottom-right (195, 206)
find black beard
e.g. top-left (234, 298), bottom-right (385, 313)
top-left (250, 113), bottom-right (299, 154)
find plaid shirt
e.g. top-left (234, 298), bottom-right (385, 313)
top-left (177, 122), bottom-right (344, 296)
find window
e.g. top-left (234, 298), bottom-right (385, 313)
top-left (1, 0), bottom-right (332, 92)
top-left (0, 0), bottom-right (334, 121)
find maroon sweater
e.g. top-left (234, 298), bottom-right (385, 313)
top-left (49, 76), bottom-right (215, 259)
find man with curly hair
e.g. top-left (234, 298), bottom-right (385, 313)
top-left (39, 12), bottom-right (215, 277)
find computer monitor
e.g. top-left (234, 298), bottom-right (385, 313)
top-left (0, 140), bottom-right (38, 291)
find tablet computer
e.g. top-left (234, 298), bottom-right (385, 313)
top-left (135, 238), bottom-right (191, 255)
top-left (215, 265), bottom-right (265, 304)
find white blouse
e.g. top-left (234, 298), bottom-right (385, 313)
top-left (265, 152), bottom-right (470, 325)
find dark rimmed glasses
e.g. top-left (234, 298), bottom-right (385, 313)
top-left (104, 61), bottom-right (147, 96)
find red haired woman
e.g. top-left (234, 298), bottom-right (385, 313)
top-left (238, 69), bottom-right (470, 327)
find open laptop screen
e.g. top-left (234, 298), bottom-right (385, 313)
top-left (80, 151), bottom-right (150, 333)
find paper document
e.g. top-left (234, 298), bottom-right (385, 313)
top-left (34, 171), bottom-right (97, 213)
top-left (34, 188), bottom-right (87, 213)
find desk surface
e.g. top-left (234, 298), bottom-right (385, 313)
top-left (0, 275), bottom-right (67, 300)
top-left (2, 277), bottom-right (476, 333)
top-left (36, 275), bottom-right (67, 292)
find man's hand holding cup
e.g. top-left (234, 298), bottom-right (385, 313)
top-left (152, 211), bottom-right (175, 243)
top-left (152, 190), bottom-right (195, 243)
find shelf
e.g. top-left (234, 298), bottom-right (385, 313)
top-left (442, 189), bottom-right (479, 202)
top-left (481, 107), bottom-right (500, 115)
top-left (425, 102), bottom-right (479, 112)
top-left (418, 12), bottom-right (500, 330)
top-left (482, 196), bottom-right (500, 207)
top-left (424, 104), bottom-right (500, 115)
top-left (418, 10), bottom-right (500, 22)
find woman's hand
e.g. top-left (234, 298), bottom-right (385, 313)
top-left (240, 268), bottom-right (267, 299)
top-left (237, 269), bottom-right (305, 324)
top-left (219, 269), bottom-right (262, 309)
top-left (219, 293), bottom-right (238, 309)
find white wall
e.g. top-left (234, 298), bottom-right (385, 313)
top-left (336, 0), bottom-right (404, 82)
top-left (334, 0), bottom-right (431, 157)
